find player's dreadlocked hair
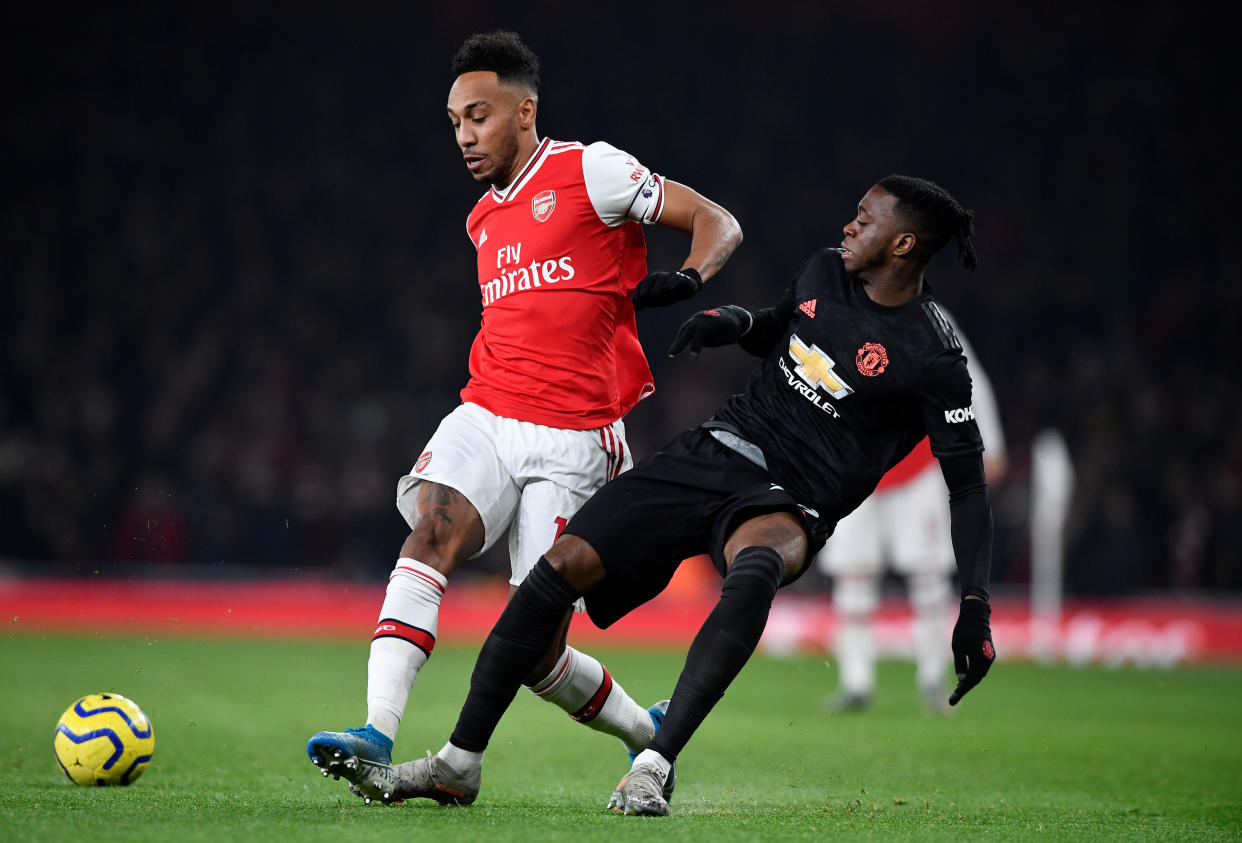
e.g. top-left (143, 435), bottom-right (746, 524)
top-left (877, 175), bottom-right (978, 271)
top-left (452, 30), bottom-right (541, 94)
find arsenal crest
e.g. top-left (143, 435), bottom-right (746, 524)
top-left (855, 342), bottom-right (889, 377)
top-left (531, 189), bottom-right (556, 222)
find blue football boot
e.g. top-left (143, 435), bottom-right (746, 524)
top-left (306, 725), bottom-right (393, 794)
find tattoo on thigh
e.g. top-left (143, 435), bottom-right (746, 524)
top-left (420, 483), bottom-right (456, 525)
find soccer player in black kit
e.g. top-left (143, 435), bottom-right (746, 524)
top-left (353, 175), bottom-right (998, 816)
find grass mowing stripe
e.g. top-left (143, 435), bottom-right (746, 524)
top-left (1, 634), bottom-right (1238, 841)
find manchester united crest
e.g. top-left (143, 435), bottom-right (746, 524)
top-left (855, 342), bottom-right (889, 376)
top-left (531, 189), bottom-right (556, 222)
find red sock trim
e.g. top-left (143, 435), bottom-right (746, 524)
top-left (569, 666), bottom-right (613, 723)
top-left (531, 651), bottom-right (572, 695)
top-left (372, 618), bottom-right (436, 657)
top-left (390, 564), bottom-right (446, 594)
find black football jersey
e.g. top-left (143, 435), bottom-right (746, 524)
top-left (710, 248), bottom-right (984, 522)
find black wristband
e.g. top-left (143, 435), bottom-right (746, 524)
top-left (680, 267), bottom-right (703, 289)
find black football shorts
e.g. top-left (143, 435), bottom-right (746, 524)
top-left (567, 426), bottom-right (827, 629)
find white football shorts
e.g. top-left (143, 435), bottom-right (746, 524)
top-left (816, 463), bottom-right (954, 577)
top-left (396, 402), bottom-right (633, 586)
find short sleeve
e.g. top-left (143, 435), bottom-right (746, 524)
top-left (581, 141), bottom-right (665, 227)
top-left (917, 352), bottom-right (985, 459)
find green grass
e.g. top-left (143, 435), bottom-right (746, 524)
top-left (2, 632), bottom-right (1240, 841)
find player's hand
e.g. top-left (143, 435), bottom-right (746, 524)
top-left (632, 267), bottom-right (702, 310)
top-left (667, 305), bottom-right (753, 358)
top-left (949, 597), bottom-right (995, 706)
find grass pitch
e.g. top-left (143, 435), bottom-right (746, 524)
top-left (2, 632), bottom-right (1239, 841)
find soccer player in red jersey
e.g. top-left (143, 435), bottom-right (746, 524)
top-left (307, 30), bottom-right (742, 800)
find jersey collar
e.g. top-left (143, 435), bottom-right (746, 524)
top-left (489, 137), bottom-right (552, 203)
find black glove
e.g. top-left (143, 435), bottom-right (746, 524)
top-left (632, 267), bottom-right (702, 310)
top-left (949, 597), bottom-right (995, 706)
top-left (667, 305), bottom-right (753, 358)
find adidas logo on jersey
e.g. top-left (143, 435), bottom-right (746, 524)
top-left (799, 299), bottom-right (817, 318)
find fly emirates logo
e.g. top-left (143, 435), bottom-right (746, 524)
top-left (481, 241), bottom-right (574, 307)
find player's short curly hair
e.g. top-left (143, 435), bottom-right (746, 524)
top-left (878, 174), bottom-right (978, 271)
top-left (451, 30), bottom-right (540, 94)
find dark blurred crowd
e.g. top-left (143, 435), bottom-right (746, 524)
top-left (2, 4), bottom-right (1238, 591)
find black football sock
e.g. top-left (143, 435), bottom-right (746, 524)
top-left (647, 546), bottom-right (783, 762)
top-left (448, 557), bottom-right (580, 752)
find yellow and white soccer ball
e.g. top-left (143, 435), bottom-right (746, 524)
top-left (53, 692), bottom-right (155, 786)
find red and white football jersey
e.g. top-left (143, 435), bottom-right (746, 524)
top-left (459, 138), bottom-right (666, 429)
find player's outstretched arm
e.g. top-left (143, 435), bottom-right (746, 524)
top-left (940, 453), bottom-right (997, 705)
top-left (667, 279), bottom-right (797, 359)
top-left (633, 181), bottom-right (742, 310)
top-left (667, 305), bottom-right (754, 358)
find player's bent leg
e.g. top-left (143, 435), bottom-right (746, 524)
top-left (308, 481), bottom-right (485, 792)
top-left (362, 556), bottom-right (591, 807)
top-left (641, 514), bottom-right (804, 796)
top-left (532, 537), bottom-right (677, 800)
top-left (528, 646), bottom-right (658, 759)
top-left (365, 557), bottom-right (448, 737)
top-left (440, 548), bottom-right (600, 784)
top-left (645, 545), bottom-right (785, 766)
top-left (513, 485), bottom-right (666, 790)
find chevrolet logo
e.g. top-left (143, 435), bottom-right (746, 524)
top-left (789, 335), bottom-right (854, 398)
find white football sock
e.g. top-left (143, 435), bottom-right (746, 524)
top-left (909, 572), bottom-right (951, 692)
top-left (632, 748), bottom-right (673, 778)
top-left (833, 575), bottom-right (880, 696)
top-left (438, 741), bottom-right (483, 774)
top-left (529, 646), bottom-right (655, 754)
top-left (366, 558), bottom-right (447, 740)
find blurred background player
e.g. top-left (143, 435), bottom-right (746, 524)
top-left (306, 30), bottom-right (742, 795)
top-left (818, 309), bottom-right (1006, 714)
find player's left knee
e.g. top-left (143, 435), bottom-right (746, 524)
top-left (544, 534), bottom-right (607, 593)
top-left (723, 546), bottom-right (784, 601)
top-left (725, 511), bottom-right (807, 579)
